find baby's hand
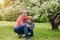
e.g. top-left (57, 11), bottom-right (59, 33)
top-left (27, 24), bottom-right (32, 28)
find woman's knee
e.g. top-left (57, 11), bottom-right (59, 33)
top-left (14, 28), bottom-right (19, 33)
top-left (22, 24), bottom-right (27, 28)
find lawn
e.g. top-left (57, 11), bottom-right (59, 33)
top-left (0, 21), bottom-right (60, 40)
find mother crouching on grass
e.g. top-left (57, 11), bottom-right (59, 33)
top-left (13, 10), bottom-right (34, 40)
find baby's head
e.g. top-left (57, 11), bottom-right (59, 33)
top-left (27, 16), bottom-right (33, 23)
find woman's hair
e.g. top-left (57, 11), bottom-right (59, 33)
top-left (20, 9), bottom-right (27, 14)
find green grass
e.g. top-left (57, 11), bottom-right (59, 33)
top-left (0, 21), bottom-right (60, 40)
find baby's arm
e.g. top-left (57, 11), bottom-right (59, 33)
top-left (27, 24), bottom-right (32, 28)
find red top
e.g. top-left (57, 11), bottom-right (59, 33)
top-left (14, 15), bottom-right (27, 28)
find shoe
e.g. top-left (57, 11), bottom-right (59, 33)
top-left (26, 38), bottom-right (31, 40)
top-left (18, 34), bottom-right (23, 38)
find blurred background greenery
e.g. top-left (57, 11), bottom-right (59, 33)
top-left (0, 0), bottom-right (60, 23)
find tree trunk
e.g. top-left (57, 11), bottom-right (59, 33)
top-left (51, 23), bottom-right (58, 30)
top-left (47, 11), bottom-right (60, 30)
top-left (49, 19), bottom-right (58, 30)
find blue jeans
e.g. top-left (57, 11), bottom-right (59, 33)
top-left (14, 24), bottom-right (29, 39)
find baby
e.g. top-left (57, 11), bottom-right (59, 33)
top-left (26, 16), bottom-right (35, 37)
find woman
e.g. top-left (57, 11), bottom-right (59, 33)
top-left (14, 10), bottom-right (31, 40)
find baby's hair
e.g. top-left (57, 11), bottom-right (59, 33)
top-left (27, 16), bottom-right (33, 21)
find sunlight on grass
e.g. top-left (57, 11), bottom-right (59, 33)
top-left (0, 21), bottom-right (15, 27)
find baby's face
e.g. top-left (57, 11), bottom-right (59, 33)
top-left (27, 19), bottom-right (32, 23)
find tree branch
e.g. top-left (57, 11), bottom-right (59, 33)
top-left (54, 11), bottom-right (60, 19)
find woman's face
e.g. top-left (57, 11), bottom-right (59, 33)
top-left (22, 12), bottom-right (27, 16)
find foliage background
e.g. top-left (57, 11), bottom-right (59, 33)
top-left (0, 0), bottom-right (60, 23)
